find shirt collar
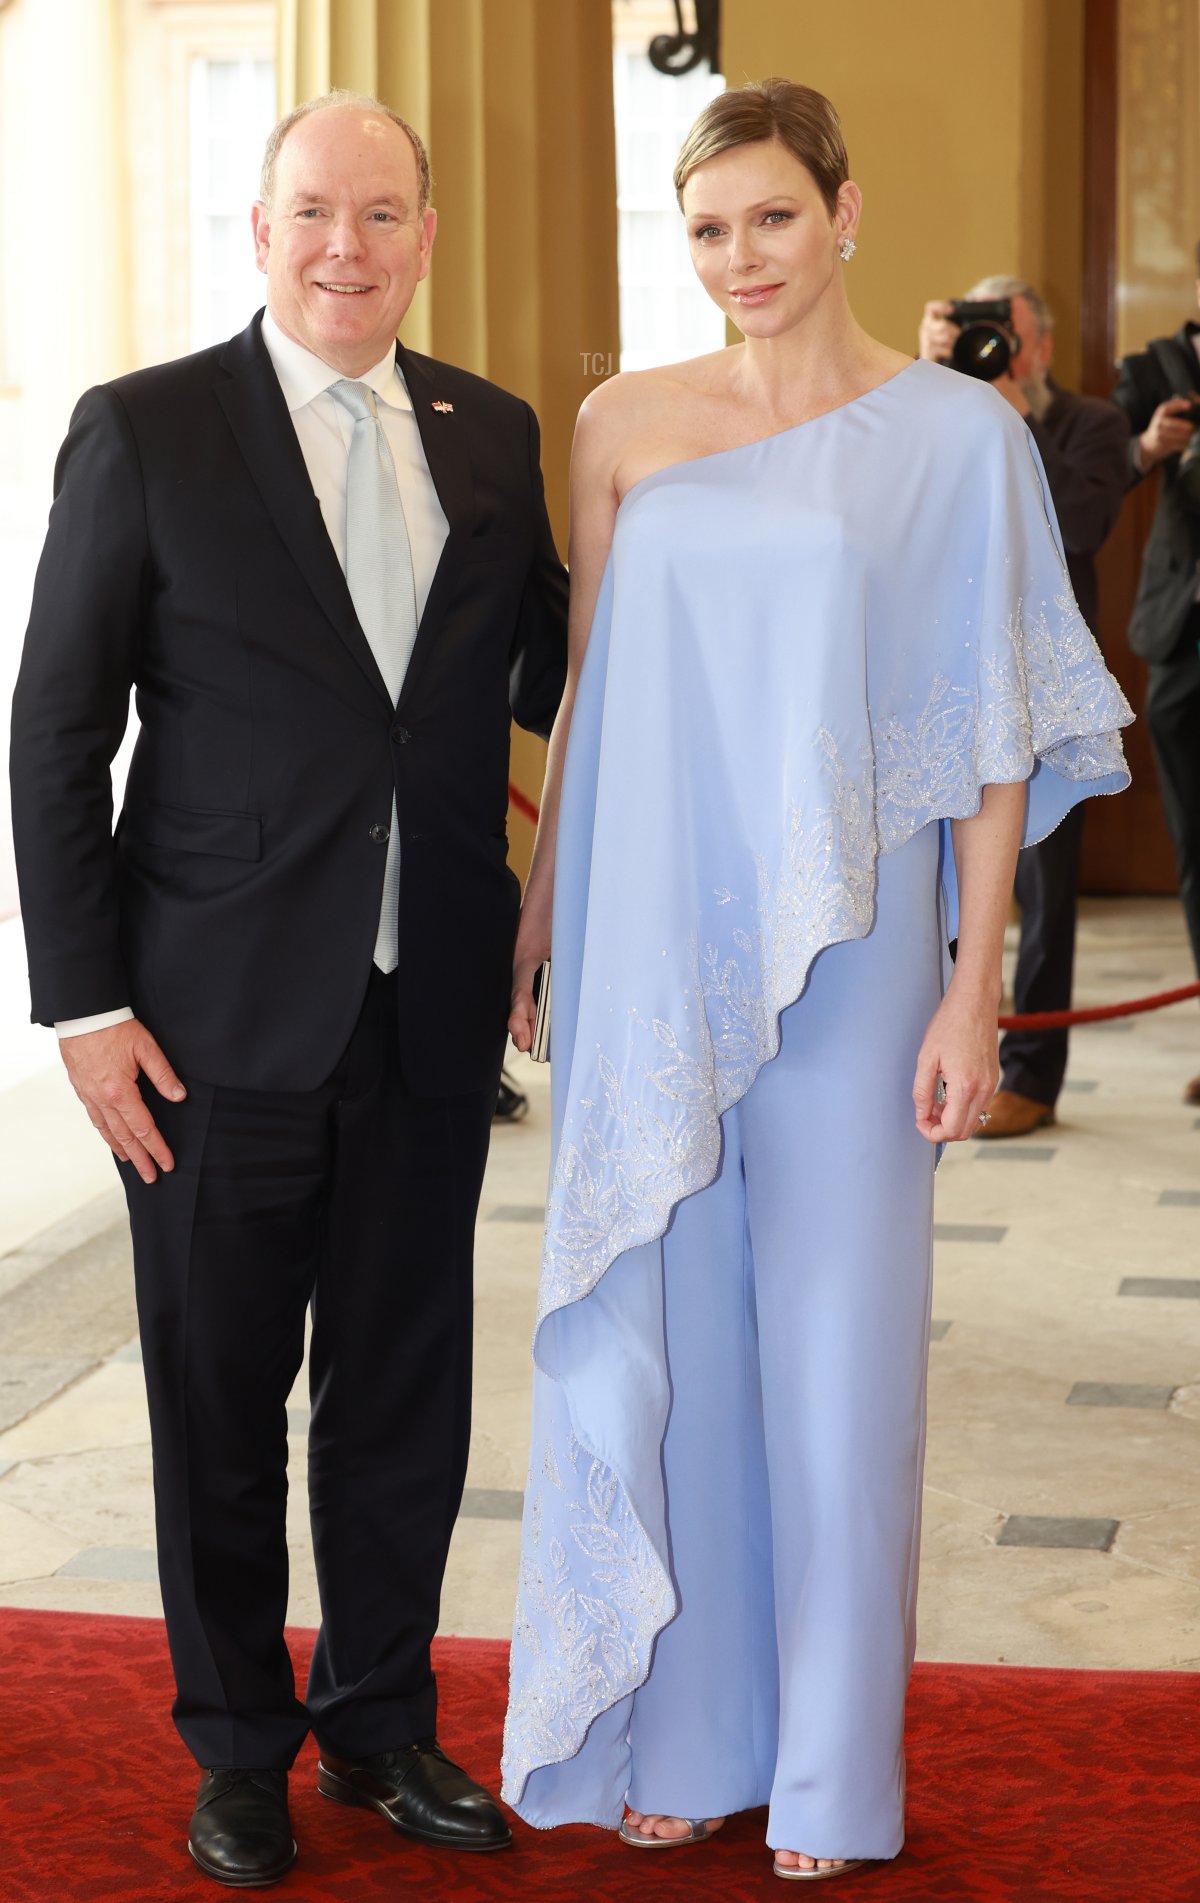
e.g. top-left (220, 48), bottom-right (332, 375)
top-left (260, 310), bottom-right (412, 414)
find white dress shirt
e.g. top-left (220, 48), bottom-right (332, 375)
top-left (56, 312), bottom-right (448, 1040)
top-left (258, 310), bottom-right (448, 610)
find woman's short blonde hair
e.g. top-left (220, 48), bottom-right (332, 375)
top-left (673, 77), bottom-right (849, 214)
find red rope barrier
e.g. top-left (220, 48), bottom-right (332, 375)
top-left (997, 982), bottom-right (1200, 1032)
top-left (506, 783), bottom-right (1198, 1031)
top-left (508, 782), bottom-right (540, 827)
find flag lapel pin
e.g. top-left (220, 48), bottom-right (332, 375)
top-left (431, 399), bottom-right (454, 413)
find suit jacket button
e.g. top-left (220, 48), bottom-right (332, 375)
top-left (392, 724), bottom-right (411, 744)
top-left (369, 822), bottom-right (390, 844)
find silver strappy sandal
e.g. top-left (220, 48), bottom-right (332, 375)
top-left (619, 1815), bottom-right (723, 1848)
top-left (773, 1856), bottom-right (868, 1881)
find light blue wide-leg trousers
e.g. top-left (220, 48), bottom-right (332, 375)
top-left (625, 823), bottom-right (943, 1859)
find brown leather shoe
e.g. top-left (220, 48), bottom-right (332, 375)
top-left (317, 1740), bottom-right (511, 1851)
top-left (973, 1088), bottom-right (1056, 1139)
top-left (1184, 1073), bottom-right (1200, 1106)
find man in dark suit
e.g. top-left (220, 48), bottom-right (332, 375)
top-left (1112, 266), bottom-right (1200, 1106)
top-left (9, 92), bottom-right (566, 1885)
top-left (919, 276), bottom-right (1130, 1135)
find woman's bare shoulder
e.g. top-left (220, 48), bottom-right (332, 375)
top-left (574, 355), bottom-right (734, 497)
top-left (579, 351), bottom-right (731, 425)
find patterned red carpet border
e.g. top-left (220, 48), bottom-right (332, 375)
top-left (3, 1609), bottom-right (1198, 1902)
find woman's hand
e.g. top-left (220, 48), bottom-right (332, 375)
top-left (912, 980), bottom-right (999, 1143)
top-left (920, 780), bottom-right (1023, 1142)
top-left (508, 928), bottom-right (550, 1054)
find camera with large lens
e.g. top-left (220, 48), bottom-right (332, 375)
top-left (945, 298), bottom-right (1018, 381)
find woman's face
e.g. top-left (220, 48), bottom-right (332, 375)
top-left (681, 138), bottom-right (855, 340)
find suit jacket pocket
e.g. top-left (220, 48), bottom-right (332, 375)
top-left (123, 800), bottom-right (262, 861)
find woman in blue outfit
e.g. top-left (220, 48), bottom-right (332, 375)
top-left (502, 80), bottom-right (1131, 1882)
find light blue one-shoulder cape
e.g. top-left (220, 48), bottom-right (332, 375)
top-left (501, 362), bottom-right (1132, 1824)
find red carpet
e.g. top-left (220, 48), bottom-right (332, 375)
top-left (2, 1608), bottom-right (1197, 1902)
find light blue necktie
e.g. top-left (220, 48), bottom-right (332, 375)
top-left (329, 379), bottom-right (419, 973)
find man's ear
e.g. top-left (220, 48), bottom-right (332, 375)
top-left (251, 201), bottom-right (272, 276)
top-left (416, 206), bottom-right (438, 283)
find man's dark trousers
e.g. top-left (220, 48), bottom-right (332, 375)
top-left (999, 805), bottom-right (1085, 1108)
top-left (995, 380), bottom-right (1129, 1107)
top-left (1145, 607), bottom-right (1200, 973)
top-left (121, 966), bottom-right (496, 1770)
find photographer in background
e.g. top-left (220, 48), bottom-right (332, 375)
top-left (1112, 265), bottom-right (1200, 1107)
top-left (919, 277), bottom-right (1130, 1137)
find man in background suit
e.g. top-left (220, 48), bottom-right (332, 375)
top-left (919, 276), bottom-right (1130, 1136)
top-left (10, 93), bottom-right (566, 1885)
top-left (1113, 260), bottom-right (1200, 1106)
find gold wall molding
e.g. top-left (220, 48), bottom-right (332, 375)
top-left (277, 0), bottom-right (620, 875)
top-left (277, 0), bottom-right (618, 546)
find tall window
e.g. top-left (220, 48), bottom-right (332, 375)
top-left (189, 56), bottom-right (276, 350)
top-left (613, 43), bottom-right (725, 371)
top-left (1115, 0), bottom-right (1200, 357)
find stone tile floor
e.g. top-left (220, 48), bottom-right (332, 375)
top-left (0, 897), bottom-right (1197, 1670)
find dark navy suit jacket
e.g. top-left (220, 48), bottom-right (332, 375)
top-left (10, 313), bottom-right (568, 1093)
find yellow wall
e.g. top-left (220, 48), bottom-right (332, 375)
top-left (722, 0), bottom-right (1086, 386)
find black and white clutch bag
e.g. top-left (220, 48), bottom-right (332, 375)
top-left (530, 961), bottom-right (552, 1064)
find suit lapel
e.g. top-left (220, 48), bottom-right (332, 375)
top-left (395, 343), bottom-right (475, 712)
top-left (214, 318), bottom-right (391, 707)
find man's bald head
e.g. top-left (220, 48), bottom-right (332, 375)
top-left (260, 89), bottom-right (431, 212)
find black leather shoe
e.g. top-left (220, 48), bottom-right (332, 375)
top-left (494, 1070), bottom-right (529, 1121)
top-left (188, 1768), bottom-right (297, 1888)
top-left (317, 1740), bottom-right (512, 1851)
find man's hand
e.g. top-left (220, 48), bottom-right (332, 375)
top-left (1138, 395), bottom-right (1200, 470)
top-left (59, 1019), bottom-right (186, 1183)
top-left (917, 300), bottom-right (958, 363)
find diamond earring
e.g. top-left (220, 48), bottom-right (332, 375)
top-left (839, 237), bottom-right (857, 262)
